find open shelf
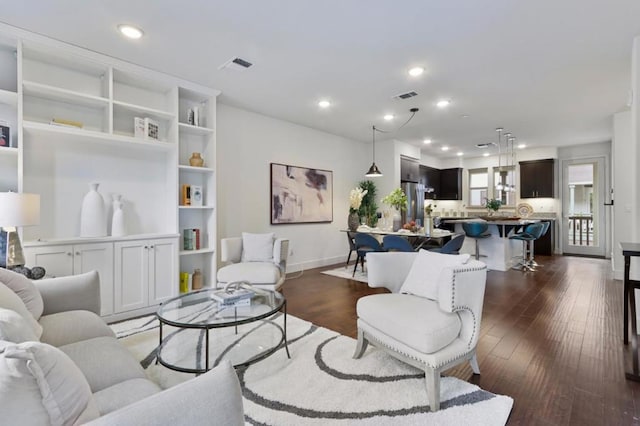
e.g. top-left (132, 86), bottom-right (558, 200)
top-left (178, 165), bottom-right (214, 173)
top-left (0, 146), bottom-right (17, 157)
top-left (23, 120), bottom-right (174, 151)
top-left (0, 88), bottom-right (17, 107)
top-left (178, 122), bottom-right (214, 136)
top-left (23, 80), bottom-right (109, 109)
top-left (178, 205), bottom-right (215, 210)
top-left (113, 100), bottom-right (175, 121)
top-left (179, 248), bottom-right (215, 256)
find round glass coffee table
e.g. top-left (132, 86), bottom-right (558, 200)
top-left (156, 288), bottom-right (289, 374)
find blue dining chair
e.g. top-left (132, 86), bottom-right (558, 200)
top-left (353, 233), bottom-right (385, 277)
top-left (382, 235), bottom-right (414, 252)
top-left (429, 234), bottom-right (465, 255)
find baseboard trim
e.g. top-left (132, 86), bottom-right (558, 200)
top-left (286, 255), bottom-right (343, 273)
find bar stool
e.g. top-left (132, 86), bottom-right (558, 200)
top-left (509, 222), bottom-right (545, 272)
top-left (462, 222), bottom-right (491, 260)
top-left (530, 221), bottom-right (550, 267)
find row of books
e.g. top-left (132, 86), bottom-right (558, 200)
top-left (181, 184), bottom-right (203, 206)
top-left (183, 228), bottom-right (201, 250)
top-left (179, 271), bottom-right (202, 293)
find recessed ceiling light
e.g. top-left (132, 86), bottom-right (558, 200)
top-left (383, 114), bottom-right (394, 121)
top-left (441, 146), bottom-right (449, 151)
top-left (518, 143), bottom-right (526, 149)
top-left (408, 67), bottom-right (424, 77)
top-left (318, 100), bottom-right (331, 108)
top-left (461, 114), bottom-right (470, 118)
top-left (483, 153), bottom-right (490, 157)
top-left (118, 24), bottom-right (144, 39)
top-left (457, 152), bottom-right (464, 156)
top-left (423, 139), bottom-right (432, 145)
top-left (436, 100), bottom-right (450, 108)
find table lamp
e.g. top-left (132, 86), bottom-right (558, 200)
top-left (0, 192), bottom-right (40, 267)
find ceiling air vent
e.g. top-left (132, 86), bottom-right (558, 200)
top-left (476, 142), bottom-right (497, 149)
top-left (393, 91), bottom-right (418, 100)
top-left (218, 57), bottom-right (253, 71)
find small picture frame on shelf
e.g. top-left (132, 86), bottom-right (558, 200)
top-left (134, 117), bottom-right (160, 140)
top-left (191, 185), bottom-right (203, 206)
top-left (0, 121), bottom-right (10, 148)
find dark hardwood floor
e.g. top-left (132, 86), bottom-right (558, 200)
top-left (281, 255), bottom-right (640, 425)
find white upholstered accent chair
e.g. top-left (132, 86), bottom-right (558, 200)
top-left (353, 251), bottom-right (487, 411)
top-left (216, 234), bottom-right (289, 291)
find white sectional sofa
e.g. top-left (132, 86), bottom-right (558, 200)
top-left (0, 268), bottom-right (245, 425)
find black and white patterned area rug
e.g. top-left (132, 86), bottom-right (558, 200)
top-left (111, 314), bottom-right (513, 425)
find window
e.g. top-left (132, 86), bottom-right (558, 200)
top-left (493, 166), bottom-right (515, 207)
top-left (468, 168), bottom-right (488, 207)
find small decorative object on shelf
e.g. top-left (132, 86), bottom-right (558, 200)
top-left (183, 228), bottom-right (201, 250)
top-left (191, 185), bottom-right (203, 206)
top-left (80, 182), bottom-right (107, 237)
top-left (50, 118), bottom-right (83, 128)
top-left (179, 272), bottom-right (189, 293)
top-left (189, 152), bottom-right (204, 167)
top-left (192, 268), bottom-right (203, 290)
top-left (348, 187), bottom-right (367, 231)
top-left (111, 194), bottom-right (126, 237)
top-left (181, 184), bottom-right (191, 206)
top-left (0, 121), bottom-right (10, 147)
top-left (187, 107), bottom-right (200, 126)
top-left (134, 117), bottom-right (159, 140)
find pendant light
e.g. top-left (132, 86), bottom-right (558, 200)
top-left (364, 108), bottom-right (419, 178)
top-left (365, 125), bottom-right (383, 177)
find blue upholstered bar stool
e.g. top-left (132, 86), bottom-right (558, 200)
top-left (509, 222), bottom-right (545, 271)
top-left (530, 221), bottom-right (550, 267)
top-left (462, 222), bottom-right (492, 260)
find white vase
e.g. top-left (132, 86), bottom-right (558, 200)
top-left (80, 182), bottom-right (107, 237)
top-left (392, 208), bottom-right (402, 232)
top-left (111, 195), bottom-right (126, 237)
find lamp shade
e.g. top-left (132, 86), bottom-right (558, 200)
top-left (365, 163), bottom-right (383, 177)
top-left (0, 193), bottom-right (40, 227)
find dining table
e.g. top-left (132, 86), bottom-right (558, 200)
top-left (342, 227), bottom-right (454, 250)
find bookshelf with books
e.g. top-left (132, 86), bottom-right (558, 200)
top-left (178, 86), bottom-right (216, 290)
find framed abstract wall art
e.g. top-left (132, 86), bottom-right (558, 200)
top-left (270, 163), bottom-right (333, 224)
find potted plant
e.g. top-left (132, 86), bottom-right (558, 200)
top-left (358, 180), bottom-right (378, 227)
top-left (485, 198), bottom-right (502, 216)
top-left (382, 188), bottom-right (408, 230)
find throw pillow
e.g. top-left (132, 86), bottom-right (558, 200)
top-left (0, 340), bottom-right (98, 425)
top-left (241, 232), bottom-right (275, 262)
top-left (400, 249), bottom-right (471, 300)
top-left (0, 267), bottom-right (44, 319)
top-left (0, 308), bottom-right (39, 343)
top-left (0, 282), bottom-right (43, 339)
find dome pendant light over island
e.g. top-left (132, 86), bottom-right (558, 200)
top-left (365, 125), bottom-right (383, 177)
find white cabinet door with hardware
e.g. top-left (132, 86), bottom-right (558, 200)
top-left (73, 243), bottom-right (114, 316)
top-left (25, 245), bottom-right (74, 278)
top-left (114, 241), bottom-right (149, 313)
top-left (148, 238), bottom-right (178, 305)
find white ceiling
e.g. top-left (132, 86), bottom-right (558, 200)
top-left (2, 0), bottom-right (640, 158)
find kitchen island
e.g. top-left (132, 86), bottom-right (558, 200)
top-left (442, 218), bottom-right (540, 271)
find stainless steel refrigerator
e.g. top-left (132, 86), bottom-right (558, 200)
top-left (401, 182), bottom-right (425, 226)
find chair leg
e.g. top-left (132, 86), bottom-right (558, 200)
top-left (352, 254), bottom-right (360, 277)
top-left (425, 367), bottom-right (441, 412)
top-left (470, 353), bottom-right (480, 375)
top-left (346, 249), bottom-right (353, 268)
top-left (353, 328), bottom-right (369, 359)
top-left (360, 254), bottom-right (366, 273)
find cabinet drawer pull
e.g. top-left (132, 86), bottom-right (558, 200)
top-left (75, 251), bottom-right (80, 255)
top-left (149, 245), bottom-right (154, 249)
top-left (67, 252), bottom-right (72, 256)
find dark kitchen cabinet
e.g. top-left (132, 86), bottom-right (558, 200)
top-left (400, 157), bottom-right (420, 183)
top-left (419, 165), bottom-right (440, 199)
top-left (519, 159), bottom-right (554, 198)
top-left (439, 168), bottom-right (462, 200)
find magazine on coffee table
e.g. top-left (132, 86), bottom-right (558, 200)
top-left (211, 281), bottom-right (270, 306)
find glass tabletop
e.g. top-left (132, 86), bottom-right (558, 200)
top-left (157, 288), bottom-right (285, 328)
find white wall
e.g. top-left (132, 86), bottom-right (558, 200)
top-left (216, 104), bottom-right (369, 272)
top-left (613, 110), bottom-right (633, 278)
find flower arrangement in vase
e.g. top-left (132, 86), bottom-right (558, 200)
top-left (348, 187), bottom-right (368, 231)
top-left (382, 188), bottom-right (408, 231)
top-left (485, 198), bottom-right (502, 216)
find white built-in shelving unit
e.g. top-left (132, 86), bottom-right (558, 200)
top-left (0, 24), bottom-right (220, 322)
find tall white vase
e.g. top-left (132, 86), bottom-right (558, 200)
top-left (80, 182), bottom-right (107, 237)
top-left (111, 195), bottom-right (126, 237)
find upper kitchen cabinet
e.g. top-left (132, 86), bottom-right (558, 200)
top-left (419, 165), bottom-right (440, 200)
top-left (400, 157), bottom-right (419, 183)
top-left (439, 168), bottom-right (462, 200)
top-left (519, 159), bottom-right (554, 198)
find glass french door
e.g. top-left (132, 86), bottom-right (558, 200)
top-left (562, 157), bottom-right (606, 256)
